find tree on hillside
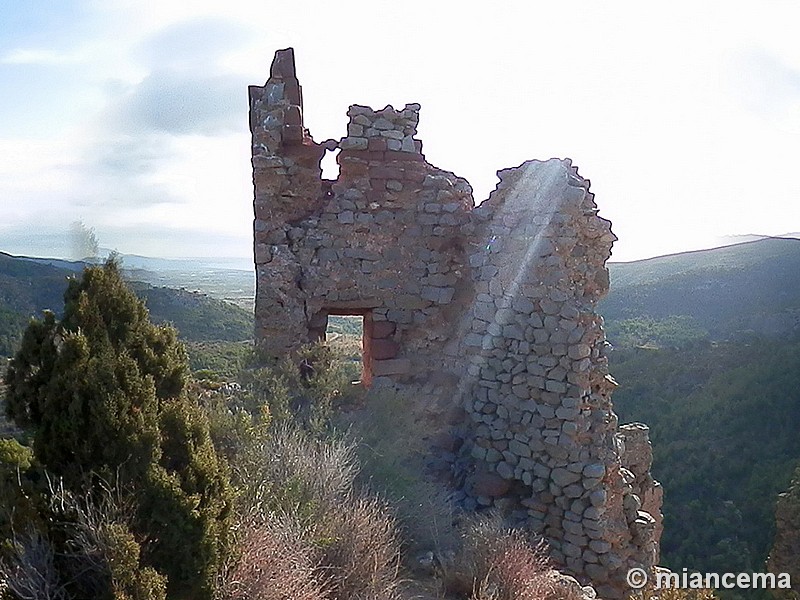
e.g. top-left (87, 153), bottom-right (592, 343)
top-left (3, 258), bottom-right (232, 600)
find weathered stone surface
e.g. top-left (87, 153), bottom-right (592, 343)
top-left (371, 338), bottom-right (399, 360)
top-left (552, 467), bottom-right (582, 487)
top-left (371, 320), bottom-right (397, 339)
top-left (250, 48), bottom-right (661, 599)
top-left (471, 469), bottom-right (512, 497)
top-left (767, 466), bottom-right (800, 598)
top-left (583, 463), bottom-right (606, 479)
top-left (371, 358), bottom-right (411, 376)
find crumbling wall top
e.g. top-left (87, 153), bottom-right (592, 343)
top-left (340, 103), bottom-right (421, 154)
top-left (249, 47), bottom-right (661, 599)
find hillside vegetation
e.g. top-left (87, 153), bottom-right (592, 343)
top-left (601, 239), bottom-right (800, 592)
top-left (0, 261), bottom-right (598, 600)
top-left (602, 238), bottom-right (800, 347)
top-left (612, 340), bottom-right (800, 574)
top-left (2, 240), bottom-right (797, 596)
top-left (0, 252), bottom-right (252, 358)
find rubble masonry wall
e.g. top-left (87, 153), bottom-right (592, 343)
top-left (250, 48), bottom-right (661, 598)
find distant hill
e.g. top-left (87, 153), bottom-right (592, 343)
top-left (0, 253), bottom-right (70, 359)
top-left (10, 252), bottom-right (256, 309)
top-left (0, 252), bottom-right (253, 357)
top-left (601, 238), bottom-right (800, 347)
top-left (602, 239), bottom-right (800, 592)
top-left (611, 339), bottom-right (800, 583)
top-left (715, 232), bottom-right (800, 246)
top-left (110, 254), bottom-right (255, 310)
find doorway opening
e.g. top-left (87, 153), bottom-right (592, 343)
top-left (311, 309), bottom-right (372, 386)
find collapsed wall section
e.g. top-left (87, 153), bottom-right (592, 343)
top-left (250, 48), bottom-right (661, 598)
top-left (453, 163), bottom-right (661, 594)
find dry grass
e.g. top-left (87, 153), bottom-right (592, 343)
top-left (633, 589), bottom-right (719, 600)
top-left (0, 481), bottom-right (167, 600)
top-left (0, 530), bottom-right (66, 600)
top-left (440, 514), bottom-right (572, 600)
top-left (317, 493), bottom-right (402, 600)
top-left (225, 424), bottom-right (403, 600)
top-left (218, 514), bottom-right (329, 600)
top-left (340, 386), bottom-right (462, 562)
top-left (234, 425), bottom-right (360, 522)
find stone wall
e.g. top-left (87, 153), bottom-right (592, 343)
top-left (250, 47), bottom-right (661, 598)
top-left (767, 466), bottom-right (800, 599)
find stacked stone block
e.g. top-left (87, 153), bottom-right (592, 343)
top-left (340, 104), bottom-right (422, 154)
top-left (249, 48), bottom-right (661, 598)
top-left (447, 159), bottom-right (659, 597)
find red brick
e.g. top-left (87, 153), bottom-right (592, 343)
top-left (368, 138), bottom-right (388, 151)
top-left (369, 166), bottom-right (405, 179)
top-left (371, 338), bottom-right (398, 360)
top-left (362, 151), bottom-right (386, 160)
top-left (371, 321), bottom-right (396, 338)
top-left (338, 150), bottom-right (385, 161)
top-left (371, 358), bottom-right (410, 376)
top-left (385, 150), bottom-right (424, 162)
top-left (402, 169), bottom-right (427, 184)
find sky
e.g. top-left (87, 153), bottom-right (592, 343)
top-left (0, 1), bottom-right (798, 262)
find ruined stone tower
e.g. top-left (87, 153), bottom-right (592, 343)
top-left (250, 48), bottom-right (662, 598)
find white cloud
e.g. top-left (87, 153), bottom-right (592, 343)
top-left (1, 0), bottom-right (799, 261)
top-left (1, 47), bottom-right (81, 65)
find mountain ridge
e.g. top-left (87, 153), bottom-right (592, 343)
top-left (601, 237), bottom-right (800, 345)
top-left (0, 252), bottom-right (253, 358)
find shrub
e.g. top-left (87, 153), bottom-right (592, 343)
top-left (4, 260), bottom-right (177, 487)
top-left (635, 588), bottom-right (719, 600)
top-left (224, 425), bottom-right (401, 600)
top-left (194, 385), bottom-right (271, 465)
top-left (233, 425), bottom-right (358, 522)
top-left (0, 482), bottom-right (168, 600)
top-left (0, 437), bottom-right (44, 548)
top-left (441, 513), bottom-right (561, 600)
top-left (217, 513), bottom-right (328, 600)
top-left (316, 493), bottom-right (401, 600)
top-left (0, 530), bottom-right (64, 600)
top-left (240, 343), bottom-right (362, 433)
top-left (341, 387), bottom-right (460, 560)
top-left (2, 259), bottom-right (232, 600)
top-left (138, 396), bottom-right (233, 600)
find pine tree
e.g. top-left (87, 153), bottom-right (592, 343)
top-left (4, 258), bottom-right (232, 600)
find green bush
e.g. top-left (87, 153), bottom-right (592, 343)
top-left (239, 343), bottom-right (361, 434)
top-left (2, 259), bottom-right (232, 600)
top-left (0, 437), bottom-right (45, 557)
top-left (1, 485), bottom-right (171, 600)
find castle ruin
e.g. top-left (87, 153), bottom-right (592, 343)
top-left (250, 48), bottom-right (662, 598)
